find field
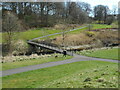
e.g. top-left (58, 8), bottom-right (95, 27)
top-left (2, 60), bottom-right (118, 88)
top-left (77, 48), bottom-right (119, 60)
top-left (2, 55), bottom-right (72, 71)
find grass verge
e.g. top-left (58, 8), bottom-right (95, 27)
top-left (2, 55), bottom-right (73, 71)
top-left (2, 60), bottom-right (118, 88)
top-left (77, 48), bottom-right (119, 60)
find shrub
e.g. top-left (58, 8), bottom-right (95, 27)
top-left (111, 21), bottom-right (118, 28)
top-left (12, 40), bottom-right (29, 55)
top-left (96, 31), bottom-right (119, 46)
top-left (85, 31), bottom-right (96, 37)
top-left (106, 16), bottom-right (114, 25)
top-left (54, 24), bottom-right (66, 30)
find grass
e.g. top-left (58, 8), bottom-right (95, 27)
top-left (2, 55), bottom-right (73, 71)
top-left (77, 48), bottom-right (119, 60)
top-left (92, 24), bottom-right (112, 29)
top-left (18, 28), bottom-right (62, 41)
top-left (36, 24), bottom-right (113, 41)
top-left (1, 28), bottom-right (62, 43)
top-left (2, 60), bottom-right (118, 88)
top-left (1, 24), bottom-right (113, 43)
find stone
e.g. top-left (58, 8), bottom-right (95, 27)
top-left (97, 78), bottom-right (105, 82)
top-left (84, 77), bottom-right (91, 82)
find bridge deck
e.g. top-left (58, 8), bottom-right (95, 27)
top-left (27, 41), bottom-right (73, 56)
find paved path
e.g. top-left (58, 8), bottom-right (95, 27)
top-left (1, 55), bottom-right (119, 77)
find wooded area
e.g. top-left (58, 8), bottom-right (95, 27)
top-left (2, 2), bottom-right (117, 29)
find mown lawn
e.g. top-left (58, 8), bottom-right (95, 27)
top-left (2, 60), bottom-right (118, 88)
top-left (77, 48), bottom-right (119, 60)
top-left (2, 55), bottom-right (72, 71)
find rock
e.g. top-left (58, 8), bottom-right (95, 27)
top-left (97, 78), bottom-right (105, 82)
top-left (78, 73), bottom-right (83, 75)
top-left (101, 72), bottom-right (108, 76)
top-left (1, 61), bottom-right (4, 63)
top-left (13, 60), bottom-right (15, 62)
top-left (94, 69), bottom-right (98, 72)
top-left (55, 55), bottom-right (58, 58)
top-left (84, 77), bottom-right (91, 82)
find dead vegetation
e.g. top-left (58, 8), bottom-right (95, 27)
top-left (54, 24), bottom-right (81, 30)
top-left (52, 30), bottom-right (119, 48)
top-left (1, 53), bottom-right (62, 63)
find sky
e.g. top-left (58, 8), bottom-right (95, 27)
top-left (74, 0), bottom-right (119, 10)
top-left (0, 0), bottom-right (119, 11)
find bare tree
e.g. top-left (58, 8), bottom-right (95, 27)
top-left (94, 5), bottom-right (109, 24)
top-left (2, 11), bottom-right (21, 53)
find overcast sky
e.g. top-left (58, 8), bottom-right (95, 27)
top-left (74, 0), bottom-right (119, 10)
top-left (0, 0), bottom-right (119, 11)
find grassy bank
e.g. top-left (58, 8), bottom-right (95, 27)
top-left (2, 55), bottom-right (73, 71)
top-left (92, 24), bottom-right (112, 29)
top-left (77, 48), bottom-right (119, 60)
top-left (2, 60), bottom-right (118, 88)
top-left (1, 24), bottom-right (112, 43)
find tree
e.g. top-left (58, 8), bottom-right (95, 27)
top-left (2, 2), bottom-right (90, 29)
top-left (77, 2), bottom-right (91, 15)
top-left (94, 5), bottom-right (109, 24)
top-left (65, 2), bottom-right (88, 24)
top-left (118, 7), bottom-right (120, 28)
top-left (2, 11), bottom-right (21, 54)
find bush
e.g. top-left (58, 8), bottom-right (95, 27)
top-left (85, 31), bottom-right (96, 37)
top-left (12, 40), bottom-right (29, 55)
top-left (106, 16), bottom-right (114, 25)
top-left (111, 21), bottom-right (118, 28)
top-left (54, 24), bottom-right (66, 30)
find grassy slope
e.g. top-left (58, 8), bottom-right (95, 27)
top-left (92, 24), bottom-right (112, 29)
top-left (2, 60), bottom-right (118, 88)
top-left (1, 24), bottom-right (112, 43)
top-left (2, 55), bottom-right (72, 71)
top-left (18, 28), bottom-right (61, 41)
top-left (77, 48), bottom-right (119, 60)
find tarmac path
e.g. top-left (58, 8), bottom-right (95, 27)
top-left (1, 54), bottom-right (119, 77)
